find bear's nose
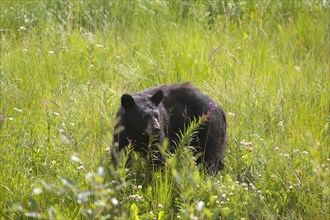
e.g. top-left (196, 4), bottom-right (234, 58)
top-left (146, 118), bottom-right (161, 136)
top-left (151, 126), bottom-right (161, 136)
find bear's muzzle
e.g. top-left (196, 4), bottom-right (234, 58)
top-left (145, 118), bottom-right (161, 136)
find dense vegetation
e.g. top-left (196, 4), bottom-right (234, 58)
top-left (1, 1), bottom-right (329, 219)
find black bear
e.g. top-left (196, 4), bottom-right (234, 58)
top-left (112, 82), bottom-right (227, 173)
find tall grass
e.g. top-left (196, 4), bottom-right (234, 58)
top-left (1, 0), bottom-right (329, 219)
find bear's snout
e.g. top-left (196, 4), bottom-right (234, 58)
top-left (145, 118), bottom-right (161, 136)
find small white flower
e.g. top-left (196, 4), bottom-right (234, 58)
top-left (53, 112), bottom-right (60, 116)
top-left (33, 188), bottom-right (42, 195)
top-left (19, 26), bottom-right (26, 31)
top-left (240, 140), bottom-right (252, 147)
top-left (77, 165), bottom-right (85, 170)
top-left (283, 154), bottom-right (290, 158)
top-left (137, 185), bottom-right (142, 189)
top-left (158, 203), bottom-right (163, 209)
top-left (48, 51), bottom-right (54, 55)
top-left (71, 156), bottom-right (83, 163)
top-left (302, 151), bottom-right (309, 156)
top-left (22, 48), bottom-right (28, 53)
top-left (96, 44), bottom-right (104, 48)
top-left (97, 167), bottom-right (104, 176)
top-left (111, 198), bottom-right (118, 206)
top-left (51, 160), bottom-right (56, 165)
top-left (221, 194), bottom-right (226, 199)
top-left (196, 201), bottom-right (205, 212)
top-left (294, 66), bottom-right (301, 72)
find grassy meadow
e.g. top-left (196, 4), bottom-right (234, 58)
top-left (0, 1), bottom-right (329, 219)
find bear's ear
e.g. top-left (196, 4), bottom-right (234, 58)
top-left (121, 94), bottom-right (135, 109)
top-left (151, 90), bottom-right (163, 106)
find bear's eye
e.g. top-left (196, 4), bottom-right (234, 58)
top-left (152, 110), bottom-right (159, 118)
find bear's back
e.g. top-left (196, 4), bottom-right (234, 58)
top-left (138, 82), bottom-right (211, 112)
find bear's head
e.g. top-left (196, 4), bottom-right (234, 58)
top-left (120, 90), bottom-right (164, 137)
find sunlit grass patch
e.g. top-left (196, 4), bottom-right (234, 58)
top-left (0, 1), bottom-right (329, 219)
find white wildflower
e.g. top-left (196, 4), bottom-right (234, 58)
top-left (77, 165), bottom-right (85, 170)
top-left (71, 156), bottom-right (82, 163)
top-left (302, 151), bottom-right (309, 156)
top-left (294, 66), bottom-right (301, 72)
top-left (111, 198), bottom-right (118, 206)
top-left (196, 201), bottom-right (205, 212)
top-left (33, 188), bottom-right (42, 195)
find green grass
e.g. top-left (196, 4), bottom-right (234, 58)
top-left (1, 0), bottom-right (329, 219)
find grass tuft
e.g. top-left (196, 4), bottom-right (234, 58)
top-left (1, 1), bottom-right (329, 219)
